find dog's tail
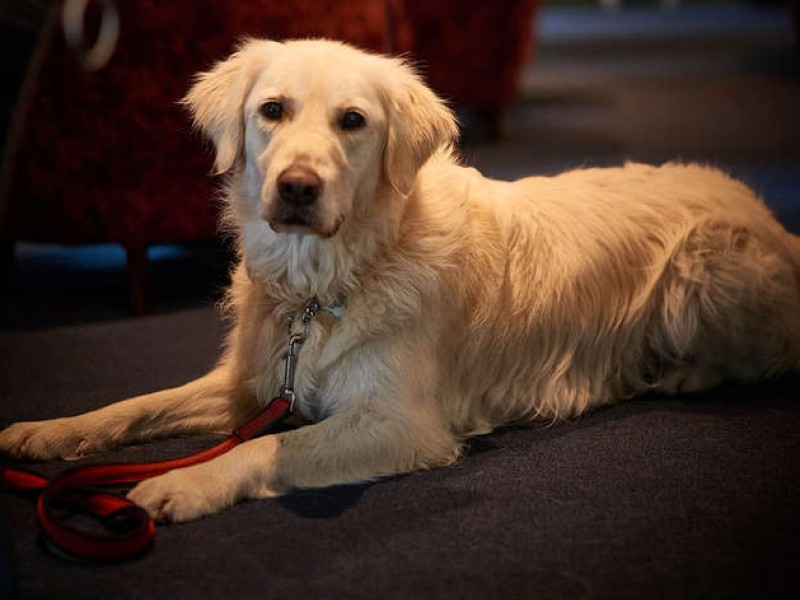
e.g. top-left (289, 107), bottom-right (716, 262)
top-left (789, 231), bottom-right (800, 284)
top-left (791, 231), bottom-right (800, 262)
top-left (788, 232), bottom-right (800, 372)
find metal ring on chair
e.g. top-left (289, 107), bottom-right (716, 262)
top-left (61, 0), bottom-right (120, 71)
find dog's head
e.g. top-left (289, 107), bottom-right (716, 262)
top-left (183, 39), bottom-right (457, 238)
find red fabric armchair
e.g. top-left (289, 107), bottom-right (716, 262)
top-left (1, 0), bottom-right (408, 313)
top-left (1, 0), bottom-right (536, 313)
top-left (404, 0), bottom-right (538, 138)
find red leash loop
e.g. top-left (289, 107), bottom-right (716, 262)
top-left (1, 396), bottom-right (291, 562)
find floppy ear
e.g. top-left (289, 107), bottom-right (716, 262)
top-left (383, 62), bottom-right (458, 195)
top-left (182, 39), bottom-right (281, 174)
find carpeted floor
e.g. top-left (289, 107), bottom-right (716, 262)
top-left (1, 308), bottom-right (798, 598)
top-left (1, 5), bottom-right (799, 598)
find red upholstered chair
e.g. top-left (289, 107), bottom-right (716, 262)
top-left (403, 0), bottom-right (539, 139)
top-left (0, 0), bottom-right (409, 313)
top-left (1, 0), bottom-right (536, 313)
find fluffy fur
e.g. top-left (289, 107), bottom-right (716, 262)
top-left (2, 39), bottom-right (799, 522)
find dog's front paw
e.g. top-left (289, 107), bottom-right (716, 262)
top-left (0, 419), bottom-right (97, 461)
top-left (127, 465), bottom-right (234, 523)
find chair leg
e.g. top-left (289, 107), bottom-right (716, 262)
top-left (0, 235), bottom-right (14, 290)
top-left (481, 106), bottom-right (504, 142)
top-left (125, 243), bottom-right (149, 316)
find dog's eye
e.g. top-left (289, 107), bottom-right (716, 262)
top-left (340, 111), bottom-right (366, 131)
top-left (259, 101), bottom-right (284, 121)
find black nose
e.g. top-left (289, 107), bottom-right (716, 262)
top-left (277, 167), bottom-right (321, 206)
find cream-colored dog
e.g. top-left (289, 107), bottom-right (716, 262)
top-left (2, 39), bottom-right (799, 522)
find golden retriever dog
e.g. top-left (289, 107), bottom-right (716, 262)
top-left (2, 39), bottom-right (799, 522)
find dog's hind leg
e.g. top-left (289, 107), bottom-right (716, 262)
top-left (648, 220), bottom-right (800, 395)
top-left (0, 365), bottom-right (256, 461)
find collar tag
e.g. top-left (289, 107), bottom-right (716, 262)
top-left (319, 301), bottom-right (346, 320)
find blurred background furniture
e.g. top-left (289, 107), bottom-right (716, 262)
top-left (404, 0), bottom-right (539, 140)
top-left (0, 0), bottom-right (537, 314)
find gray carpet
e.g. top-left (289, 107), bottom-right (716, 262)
top-left (1, 308), bottom-right (798, 598)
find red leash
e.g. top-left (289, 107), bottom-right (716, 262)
top-left (0, 396), bottom-right (291, 562)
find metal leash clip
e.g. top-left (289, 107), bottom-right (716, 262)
top-left (277, 297), bottom-right (346, 412)
top-left (278, 298), bottom-right (321, 411)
